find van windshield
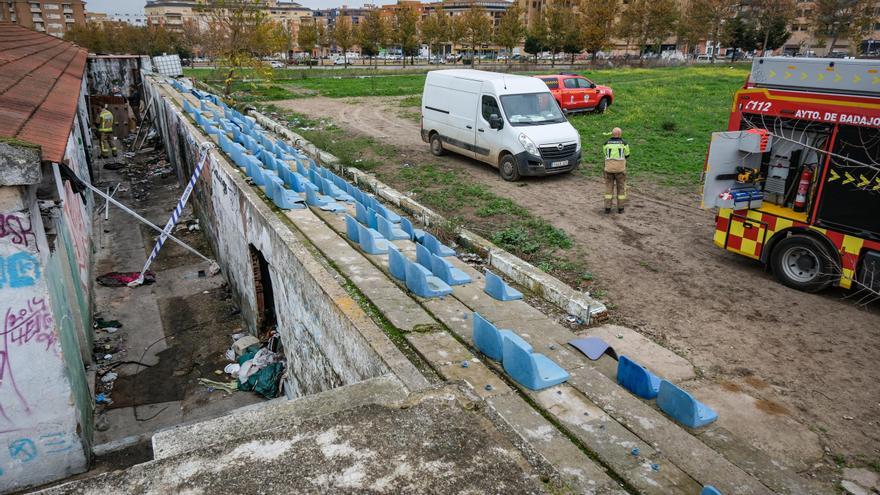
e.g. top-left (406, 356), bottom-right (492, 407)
top-left (500, 92), bottom-right (566, 126)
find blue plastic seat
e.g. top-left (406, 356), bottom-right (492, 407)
top-left (296, 159), bottom-right (308, 176)
top-left (269, 180), bottom-right (305, 210)
top-left (415, 243), bottom-right (434, 271)
top-left (472, 312), bottom-right (515, 362)
top-left (376, 215), bottom-right (409, 241)
top-left (387, 245), bottom-right (407, 281)
top-left (344, 214), bottom-right (360, 243)
top-left (657, 380), bottom-right (718, 428)
top-left (484, 269), bottom-right (523, 301)
top-left (355, 201), bottom-right (377, 229)
top-left (320, 177), bottom-right (354, 202)
top-left (356, 222), bottom-right (389, 255)
top-left (502, 333), bottom-right (570, 391)
top-left (701, 487), bottom-right (722, 495)
top-left (305, 186), bottom-right (345, 212)
top-left (400, 217), bottom-right (426, 243)
top-left (404, 260), bottom-right (452, 298)
top-left (617, 355), bottom-right (661, 399)
top-left (374, 203), bottom-right (401, 224)
top-left (423, 233), bottom-right (455, 257)
top-left (429, 251), bottom-right (471, 286)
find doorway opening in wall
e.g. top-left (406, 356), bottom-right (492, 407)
top-left (249, 245), bottom-right (277, 338)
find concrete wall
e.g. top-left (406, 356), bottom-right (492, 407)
top-left (86, 56), bottom-right (144, 98)
top-left (0, 114), bottom-right (94, 492)
top-left (145, 79), bottom-right (394, 398)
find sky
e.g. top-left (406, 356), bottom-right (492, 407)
top-left (85, 0), bottom-right (381, 15)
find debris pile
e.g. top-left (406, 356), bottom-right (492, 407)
top-left (201, 331), bottom-right (286, 399)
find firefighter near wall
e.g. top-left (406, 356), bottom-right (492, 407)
top-left (701, 56), bottom-right (880, 294)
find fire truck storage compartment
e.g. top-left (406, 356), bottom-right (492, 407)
top-left (739, 114), bottom-right (832, 211)
top-left (814, 124), bottom-right (880, 242)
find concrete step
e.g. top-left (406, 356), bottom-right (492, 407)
top-left (151, 374), bottom-right (408, 460)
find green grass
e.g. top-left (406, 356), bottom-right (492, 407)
top-left (228, 81), bottom-right (298, 102)
top-left (272, 64), bottom-right (747, 185)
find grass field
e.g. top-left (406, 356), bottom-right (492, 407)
top-left (270, 65), bottom-right (749, 185)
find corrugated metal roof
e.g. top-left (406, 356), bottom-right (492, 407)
top-left (0, 22), bottom-right (87, 163)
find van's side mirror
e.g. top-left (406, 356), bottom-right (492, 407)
top-left (489, 114), bottom-right (503, 130)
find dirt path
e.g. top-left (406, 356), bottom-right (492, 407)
top-left (278, 96), bottom-right (880, 462)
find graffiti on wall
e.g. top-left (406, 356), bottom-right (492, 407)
top-left (0, 215), bottom-right (36, 250)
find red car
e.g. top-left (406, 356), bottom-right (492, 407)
top-left (535, 74), bottom-right (614, 114)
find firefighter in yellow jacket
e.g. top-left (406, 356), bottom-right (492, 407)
top-left (98, 104), bottom-right (117, 158)
top-left (602, 127), bottom-right (630, 214)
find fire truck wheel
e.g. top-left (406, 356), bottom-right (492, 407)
top-left (771, 235), bottom-right (835, 292)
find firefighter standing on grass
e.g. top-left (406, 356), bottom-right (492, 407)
top-left (602, 127), bottom-right (630, 214)
top-left (98, 103), bottom-right (117, 158)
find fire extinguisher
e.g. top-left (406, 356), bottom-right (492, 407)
top-left (793, 168), bottom-right (813, 212)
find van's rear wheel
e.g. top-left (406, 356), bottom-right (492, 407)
top-left (430, 133), bottom-right (445, 156)
top-left (770, 235), bottom-right (835, 292)
top-left (499, 154), bottom-right (520, 182)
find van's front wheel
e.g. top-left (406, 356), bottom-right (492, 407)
top-left (430, 133), bottom-right (445, 156)
top-left (499, 154), bottom-right (520, 182)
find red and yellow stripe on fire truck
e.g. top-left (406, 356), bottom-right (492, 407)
top-left (714, 206), bottom-right (880, 289)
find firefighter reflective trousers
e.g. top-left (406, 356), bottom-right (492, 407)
top-left (604, 171), bottom-right (626, 209)
top-left (99, 131), bottom-right (117, 157)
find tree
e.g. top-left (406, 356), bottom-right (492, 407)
top-left (543, 2), bottom-right (573, 66)
top-left (357, 9), bottom-right (387, 66)
top-left (332, 15), bottom-right (355, 66)
top-left (392, 4), bottom-right (420, 66)
top-left (616, 0), bottom-right (650, 56)
top-left (579, 0), bottom-right (620, 60)
top-left (811, 0), bottom-right (873, 55)
top-left (644, 0), bottom-right (679, 55)
top-left (200, 0), bottom-right (287, 95)
top-left (459, 5), bottom-right (493, 64)
top-left (494, 3), bottom-right (525, 63)
top-left (524, 12), bottom-right (548, 63)
top-left (752, 0), bottom-right (796, 55)
top-left (448, 14), bottom-right (468, 63)
top-left (297, 20), bottom-right (319, 63)
top-left (317, 22), bottom-right (331, 65)
top-left (65, 22), bottom-right (187, 56)
top-left (723, 14), bottom-right (759, 60)
top-left (685, 0), bottom-right (740, 61)
top-left (421, 7), bottom-right (450, 60)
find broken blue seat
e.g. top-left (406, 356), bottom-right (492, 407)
top-left (502, 332), bottom-right (569, 391)
top-left (422, 232), bottom-right (455, 257)
top-left (472, 312), bottom-right (515, 362)
top-left (701, 487), bottom-right (722, 495)
top-left (377, 215), bottom-right (409, 241)
top-left (484, 269), bottom-right (523, 301)
top-left (305, 186), bottom-right (345, 212)
top-left (568, 337), bottom-right (617, 361)
top-left (387, 245), bottom-right (408, 282)
top-left (404, 259), bottom-right (452, 298)
top-left (320, 177), bottom-right (354, 202)
top-left (617, 355), bottom-right (661, 399)
top-left (356, 222), bottom-right (389, 255)
top-left (268, 180), bottom-right (305, 210)
top-left (400, 217), bottom-right (426, 243)
top-left (344, 214), bottom-right (360, 243)
top-left (429, 251), bottom-right (471, 286)
top-left (355, 202), bottom-right (378, 230)
top-left (657, 380), bottom-right (718, 429)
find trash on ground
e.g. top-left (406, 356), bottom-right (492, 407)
top-left (100, 372), bottom-right (118, 383)
top-left (232, 335), bottom-right (260, 356)
top-left (97, 271), bottom-right (156, 287)
top-left (198, 378), bottom-right (238, 394)
top-left (95, 318), bottom-right (123, 328)
top-left (224, 363), bottom-right (241, 375)
top-left (96, 393), bottom-right (112, 404)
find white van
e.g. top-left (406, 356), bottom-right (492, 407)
top-left (420, 69), bottom-right (581, 181)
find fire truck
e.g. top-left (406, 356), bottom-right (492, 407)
top-left (701, 57), bottom-right (880, 293)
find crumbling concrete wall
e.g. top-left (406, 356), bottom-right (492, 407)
top-left (0, 138), bottom-right (92, 492)
top-left (146, 80), bottom-right (393, 398)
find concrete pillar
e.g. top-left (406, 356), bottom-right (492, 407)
top-left (0, 143), bottom-right (89, 492)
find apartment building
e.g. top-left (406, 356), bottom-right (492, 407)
top-left (0, 0), bottom-right (86, 37)
top-left (145, 0), bottom-right (312, 32)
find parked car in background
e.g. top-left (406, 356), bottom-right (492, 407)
top-left (269, 61), bottom-right (285, 68)
top-left (535, 73), bottom-right (614, 114)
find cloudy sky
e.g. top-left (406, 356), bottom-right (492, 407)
top-left (86, 0), bottom-right (375, 15)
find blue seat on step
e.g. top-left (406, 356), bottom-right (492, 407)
top-left (355, 201), bottom-right (377, 229)
top-left (305, 186), bottom-right (345, 212)
top-left (422, 232), bottom-right (455, 257)
top-left (374, 203), bottom-right (401, 224)
top-left (377, 215), bottom-right (409, 241)
top-left (657, 380), bottom-right (718, 429)
top-left (356, 222), bottom-right (388, 255)
top-left (400, 217), bottom-right (426, 243)
top-left (296, 159), bottom-right (308, 176)
top-left (344, 214), bottom-right (360, 243)
top-left (404, 259), bottom-right (452, 298)
top-left (387, 245), bottom-right (407, 281)
top-left (415, 243), bottom-right (434, 271)
top-left (472, 312), bottom-right (515, 361)
top-left (321, 177), bottom-right (354, 202)
top-left (429, 251), bottom-right (471, 286)
top-left (701, 487), bottom-right (722, 495)
top-left (502, 332), bottom-right (569, 391)
top-left (617, 355), bottom-right (661, 399)
top-left (484, 269), bottom-right (522, 301)
top-left (269, 181), bottom-right (305, 210)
